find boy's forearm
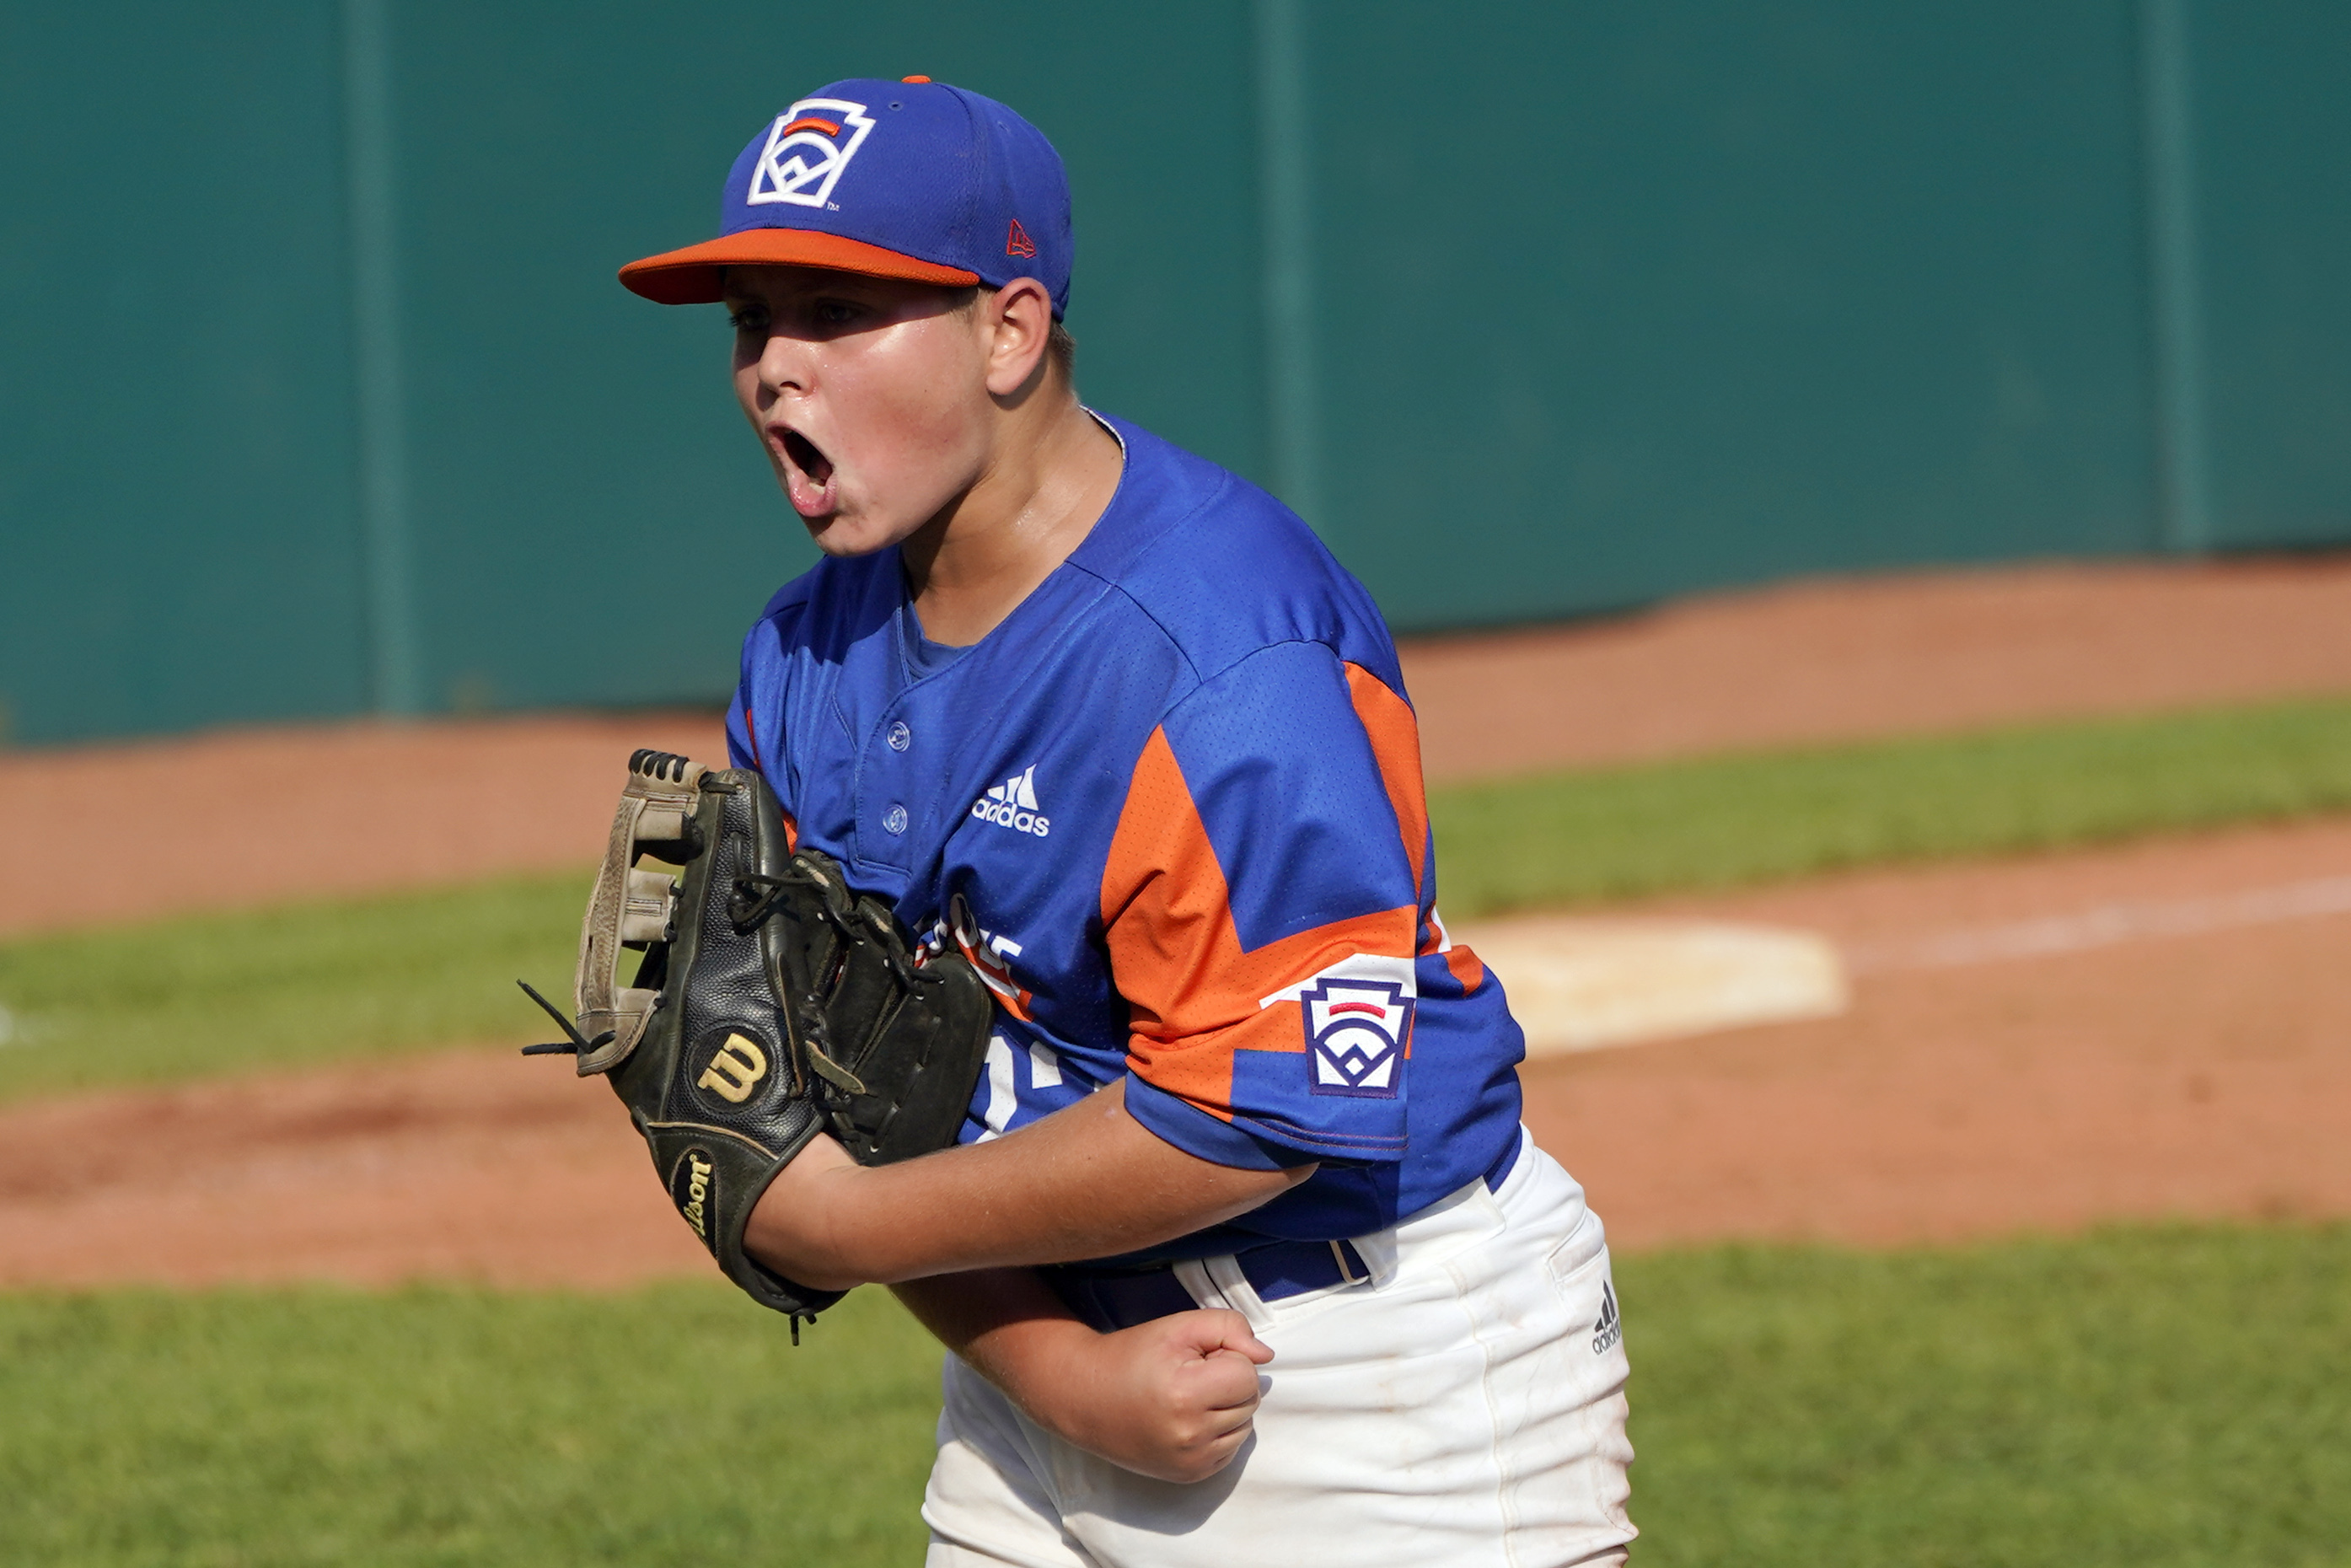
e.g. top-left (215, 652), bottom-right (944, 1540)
top-left (746, 1077), bottom-right (1312, 1289)
top-left (894, 1266), bottom-right (1276, 1488)
top-left (893, 1269), bottom-right (1096, 1413)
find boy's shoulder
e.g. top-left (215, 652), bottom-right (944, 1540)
top-left (1068, 415), bottom-right (1400, 687)
top-left (741, 545), bottom-right (894, 661)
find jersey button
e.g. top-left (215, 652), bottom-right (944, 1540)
top-left (883, 803), bottom-right (910, 835)
top-left (887, 721), bottom-right (912, 752)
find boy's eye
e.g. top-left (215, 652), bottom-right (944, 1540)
top-left (727, 308), bottom-right (765, 333)
top-left (814, 301), bottom-right (859, 326)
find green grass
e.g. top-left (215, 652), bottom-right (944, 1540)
top-left (3, 1225), bottom-right (2344, 1566)
top-left (0, 871), bottom-right (588, 1104)
top-left (12, 694), bottom-right (2351, 1103)
top-left (1622, 1223), bottom-right (2351, 1566)
top-left (0, 1283), bottom-right (943, 1568)
top-left (1430, 692), bottom-right (2351, 916)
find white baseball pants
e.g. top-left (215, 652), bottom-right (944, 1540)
top-left (923, 1136), bottom-right (1636, 1567)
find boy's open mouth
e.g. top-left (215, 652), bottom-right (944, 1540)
top-left (777, 427), bottom-right (836, 516)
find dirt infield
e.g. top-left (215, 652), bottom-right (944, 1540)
top-left (0, 1044), bottom-right (706, 1289)
top-left (10, 556), bottom-right (2351, 938)
top-left (4, 815), bottom-right (2347, 1287)
top-left (1524, 816), bottom-right (2351, 1249)
top-left (1406, 553), bottom-right (2351, 781)
top-left (0, 712), bottom-right (726, 939)
top-left (3, 556), bottom-right (2349, 1286)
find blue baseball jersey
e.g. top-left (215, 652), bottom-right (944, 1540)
top-left (725, 414), bottom-right (1527, 1261)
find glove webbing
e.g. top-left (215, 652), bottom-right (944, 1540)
top-left (572, 749), bottom-right (703, 1075)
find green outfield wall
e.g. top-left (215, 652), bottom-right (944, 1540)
top-left (3, 2), bottom-right (2347, 744)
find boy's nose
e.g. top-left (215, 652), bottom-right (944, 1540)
top-left (757, 332), bottom-right (813, 395)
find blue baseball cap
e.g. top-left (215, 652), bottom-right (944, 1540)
top-left (620, 77), bottom-right (1073, 317)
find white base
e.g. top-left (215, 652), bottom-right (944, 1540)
top-left (1453, 916), bottom-right (1849, 1056)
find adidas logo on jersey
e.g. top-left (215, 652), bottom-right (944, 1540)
top-left (970, 765), bottom-right (1050, 837)
top-left (1592, 1280), bottom-right (1622, 1354)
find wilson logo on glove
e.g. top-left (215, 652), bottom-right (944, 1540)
top-left (696, 1031), bottom-right (770, 1104)
top-left (674, 1151), bottom-right (717, 1239)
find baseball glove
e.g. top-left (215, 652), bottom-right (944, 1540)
top-left (520, 749), bottom-right (994, 1331)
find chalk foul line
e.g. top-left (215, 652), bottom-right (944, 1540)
top-left (1846, 874), bottom-right (2351, 975)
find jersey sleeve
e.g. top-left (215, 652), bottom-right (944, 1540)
top-left (1099, 640), bottom-right (1427, 1168)
top-left (725, 687), bottom-right (760, 771)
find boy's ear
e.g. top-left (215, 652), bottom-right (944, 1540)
top-left (982, 278), bottom-right (1056, 400)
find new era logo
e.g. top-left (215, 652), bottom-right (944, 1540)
top-left (747, 97), bottom-right (876, 208)
top-left (1006, 218), bottom-right (1037, 258)
top-left (970, 765), bottom-right (1050, 837)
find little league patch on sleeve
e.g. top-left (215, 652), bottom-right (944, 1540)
top-left (1260, 956), bottom-right (1418, 1099)
top-left (1296, 976), bottom-right (1413, 1098)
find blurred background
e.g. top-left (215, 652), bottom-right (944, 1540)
top-left (3, 3), bottom-right (2349, 1565)
top-left (8, 0), bottom-right (2351, 742)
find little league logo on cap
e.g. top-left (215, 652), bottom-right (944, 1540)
top-left (746, 99), bottom-right (878, 208)
top-left (620, 77), bottom-right (1074, 316)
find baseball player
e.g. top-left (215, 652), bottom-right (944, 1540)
top-left (616, 78), bottom-right (1634, 1565)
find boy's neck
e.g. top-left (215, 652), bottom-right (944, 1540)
top-left (899, 389), bottom-right (1124, 647)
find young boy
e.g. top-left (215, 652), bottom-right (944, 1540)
top-left (617, 78), bottom-right (1634, 1565)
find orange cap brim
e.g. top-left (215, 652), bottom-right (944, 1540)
top-left (618, 228), bottom-right (981, 304)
